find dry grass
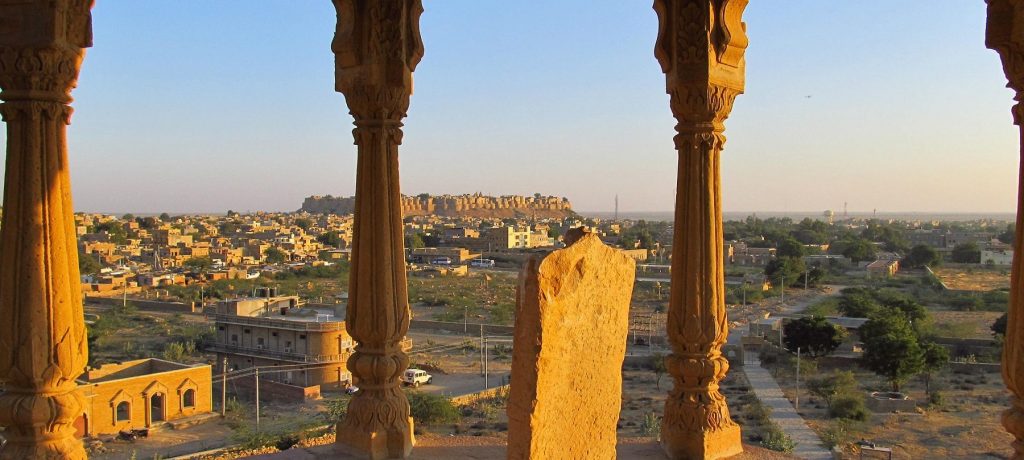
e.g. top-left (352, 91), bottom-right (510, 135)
top-left (933, 267), bottom-right (1010, 292)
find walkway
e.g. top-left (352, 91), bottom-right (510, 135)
top-left (743, 359), bottom-right (832, 460)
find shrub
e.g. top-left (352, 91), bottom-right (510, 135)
top-left (745, 400), bottom-right (771, 425)
top-left (829, 394), bottom-right (869, 421)
top-left (407, 391), bottom-right (460, 425)
top-left (324, 397), bottom-right (348, 422)
top-left (821, 420), bottom-right (852, 449)
top-left (640, 412), bottom-right (661, 437)
top-left (760, 422), bottom-right (795, 453)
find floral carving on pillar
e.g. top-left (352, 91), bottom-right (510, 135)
top-left (653, 1), bottom-right (747, 458)
top-left (987, 1), bottom-right (1024, 457)
top-left (331, 1), bottom-right (423, 459)
top-left (0, 1), bottom-right (94, 459)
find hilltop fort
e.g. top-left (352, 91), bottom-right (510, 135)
top-left (301, 193), bottom-right (574, 219)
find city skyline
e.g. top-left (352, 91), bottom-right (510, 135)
top-left (1, 1), bottom-right (1015, 214)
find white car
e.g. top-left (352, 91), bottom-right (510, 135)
top-left (401, 369), bottom-right (433, 388)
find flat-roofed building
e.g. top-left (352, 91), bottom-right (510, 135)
top-left (208, 288), bottom-right (355, 389)
top-left (75, 359), bottom-right (213, 437)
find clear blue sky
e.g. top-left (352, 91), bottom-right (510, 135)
top-left (3, 1), bottom-right (1016, 214)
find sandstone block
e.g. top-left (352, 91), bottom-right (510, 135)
top-left (507, 232), bottom-right (636, 460)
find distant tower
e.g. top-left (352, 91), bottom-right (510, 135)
top-left (614, 194), bottom-right (619, 221)
top-left (824, 210), bottom-right (834, 225)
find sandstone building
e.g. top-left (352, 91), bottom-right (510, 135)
top-left (207, 288), bottom-right (355, 389)
top-left (74, 359), bottom-right (213, 437)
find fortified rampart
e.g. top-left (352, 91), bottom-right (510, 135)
top-left (301, 193), bottom-right (573, 219)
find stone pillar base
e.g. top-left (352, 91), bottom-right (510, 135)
top-left (661, 424), bottom-right (743, 460)
top-left (335, 417), bottom-right (415, 460)
top-left (0, 439), bottom-right (87, 460)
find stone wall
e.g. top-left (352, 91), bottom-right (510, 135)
top-left (301, 193), bottom-right (574, 219)
top-left (86, 296), bottom-right (199, 314)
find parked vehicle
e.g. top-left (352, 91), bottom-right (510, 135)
top-left (345, 386), bottom-right (359, 395)
top-left (469, 258), bottom-right (496, 268)
top-left (401, 369), bottom-right (433, 388)
top-left (430, 257), bottom-right (452, 266)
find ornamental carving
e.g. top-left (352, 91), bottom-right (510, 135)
top-left (987, 0), bottom-right (1024, 123)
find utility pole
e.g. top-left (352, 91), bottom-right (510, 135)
top-left (221, 357), bottom-right (228, 417)
top-left (779, 274), bottom-right (785, 303)
top-left (795, 347), bottom-right (801, 410)
top-left (804, 270), bottom-right (808, 290)
top-left (480, 324), bottom-right (485, 376)
top-left (255, 367), bottom-right (261, 432)
top-left (464, 306), bottom-right (468, 335)
top-left (483, 336), bottom-right (489, 390)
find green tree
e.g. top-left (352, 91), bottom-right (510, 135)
top-left (836, 238), bottom-right (876, 264)
top-left (951, 242), bottom-right (981, 264)
top-left (265, 247), bottom-right (287, 264)
top-left (776, 237), bottom-right (805, 259)
top-left (806, 370), bottom-right (858, 409)
top-left (920, 341), bottom-right (949, 393)
top-left (860, 310), bottom-right (925, 392)
top-left (79, 252), bottom-right (103, 275)
top-left (92, 221), bottom-right (128, 245)
top-left (999, 224), bottom-right (1015, 245)
top-left (318, 231), bottom-right (343, 248)
top-left (837, 288), bottom-right (881, 318)
top-left (406, 232), bottom-right (426, 250)
top-left (294, 218), bottom-right (312, 231)
top-left (904, 244), bottom-right (940, 268)
top-left (121, 213), bottom-right (134, 220)
top-left (783, 316), bottom-right (847, 357)
top-left (183, 256), bottom-right (214, 272)
top-left (765, 257), bottom-right (806, 287)
top-left (159, 212), bottom-right (171, 221)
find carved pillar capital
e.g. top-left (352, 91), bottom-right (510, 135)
top-left (987, 0), bottom-right (1024, 124)
top-left (655, 1), bottom-right (746, 458)
top-left (0, 0), bottom-right (94, 103)
top-left (331, 1), bottom-right (422, 458)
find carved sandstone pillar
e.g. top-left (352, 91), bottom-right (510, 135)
top-left (987, 2), bottom-right (1024, 457)
top-left (0, 2), bottom-right (94, 459)
top-left (331, 1), bottom-right (423, 458)
top-left (654, 1), bottom-right (747, 458)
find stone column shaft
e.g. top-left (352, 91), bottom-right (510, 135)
top-left (988, 2), bottom-right (1024, 457)
top-left (331, 1), bottom-right (423, 458)
top-left (0, 1), bottom-right (94, 459)
top-left (654, 1), bottom-right (747, 459)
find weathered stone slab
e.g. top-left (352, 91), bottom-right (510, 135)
top-left (507, 231), bottom-right (636, 460)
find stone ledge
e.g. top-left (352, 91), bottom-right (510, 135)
top-left (246, 436), bottom-right (797, 459)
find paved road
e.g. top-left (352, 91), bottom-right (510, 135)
top-left (416, 371), bottom-right (510, 397)
top-left (743, 359), bottom-right (832, 460)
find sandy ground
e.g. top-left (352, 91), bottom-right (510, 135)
top-left (768, 359), bottom-right (1013, 459)
top-left (933, 267), bottom-right (1011, 292)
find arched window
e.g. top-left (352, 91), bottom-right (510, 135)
top-left (115, 401), bottom-right (130, 422)
top-left (183, 389), bottom-right (195, 408)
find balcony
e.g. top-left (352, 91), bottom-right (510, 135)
top-left (209, 313), bottom-right (346, 332)
top-left (207, 342), bottom-right (346, 364)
